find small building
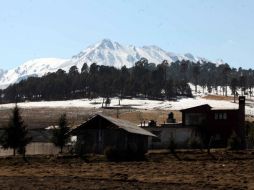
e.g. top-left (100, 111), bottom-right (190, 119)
top-left (180, 96), bottom-right (246, 147)
top-left (143, 96), bottom-right (246, 149)
top-left (141, 113), bottom-right (193, 149)
top-left (70, 114), bottom-right (156, 154)
top-left (145, 123), bottom-right (193, 149)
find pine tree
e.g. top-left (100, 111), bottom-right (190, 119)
top-left (51, 114), bottom-right (70, 153)
top-left (105, 97), bottom-right (111, 107)
top-left (230, 78), bottom-right (238, 103)
top-left (0, 104), bottom-right (32, 157)
top-left (81, 63), bottom-right (89, 74)
top-left (192, 63), bottom-right (201, 93)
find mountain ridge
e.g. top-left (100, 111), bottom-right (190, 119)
top-left (0, 69), bottom-right (6, 78)
top-left (0, 39), bottom-right (223, 89)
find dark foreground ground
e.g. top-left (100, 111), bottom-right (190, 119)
top-left (0, 151), bottom-right (253, 190)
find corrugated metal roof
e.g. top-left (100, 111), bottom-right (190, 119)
top-left (98, 114), bottom-right (156, 137)
top-left (73, 114), bottom-right (156, 137)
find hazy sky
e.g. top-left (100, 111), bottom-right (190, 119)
top-left (1, 0), bottom-right (254, 70)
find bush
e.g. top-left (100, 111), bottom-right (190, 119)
top-left (104, 146), bottom-right (119, 161)
top-left (74, 140), bottom-right (86, 157)
top-left (227, 132), bottom-right (241, 150)
top-left (188, 137), bottom-right (202, 149)
top-left (168, 137), bottom-right (177, 154)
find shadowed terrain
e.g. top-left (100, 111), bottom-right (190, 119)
top-left (0, 151), bottom-right (253, 190)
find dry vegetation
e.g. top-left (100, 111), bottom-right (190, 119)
top-left (0, 151), bottom-right (253, 190)
top-left (0, 106), bottom-right (254, 189)
top-left (0, 107), bottom-right (182, 129)
top-left (1, 106), bottom-right (253, 128)
top-left (203, 95), bottom-right (235, 101)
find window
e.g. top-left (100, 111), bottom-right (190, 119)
top-left (214, 113), bottom-right (227, 120)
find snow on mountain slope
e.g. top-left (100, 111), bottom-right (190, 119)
top-left (0, 69), bottom-right (6, 79)
top-left (0, 39), bottom-right (217, 89)
top-left (0, 58), bottom-right (68, 89)
top-left (70, 39), bottom-right (205, 69)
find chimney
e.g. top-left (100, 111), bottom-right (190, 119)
top-left (238, 96), bottom-right (246, 149)
top-left (239, 96), bottom-right (245, 117)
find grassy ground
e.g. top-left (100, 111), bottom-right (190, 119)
top-left (0, 151), bottom-right (253, 190)
top-left (203, 95), bottom-right (235, 101)
top-left (0, 107), bottom-right (182, 129)
top-left (1, 106), bottom-right (253, 128)
top-left (0, 105), bottom-right (253, 189)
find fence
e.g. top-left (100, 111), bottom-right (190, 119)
top-left (0, 142), bottom-right (60, 156)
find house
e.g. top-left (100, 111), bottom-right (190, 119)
top-left (181, 96), bottom-right (246, 147)
top-left (143, 96), bottom-right (246, 149)
top-left (141, 114), bottom-right (193, 149)
top-left (70, 114), bottom-right (156, 155)
top-left (146, 123), bottom-right (193, 149)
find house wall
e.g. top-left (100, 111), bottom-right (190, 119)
top-left (185, 113), bottom-right (207, 126)
top-left (182, 109), bottom-right (240, 147)
top-left (75, 129), bottom-right (148, 154)
top-left (144, 126), bottom-right (194, 149)
top-left (181, 105), bottom-right (211, 126)
top-left (209, 110), bottom-right (239, 135)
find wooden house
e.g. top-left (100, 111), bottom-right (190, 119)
top-left (142, 96), bottom-right (246, 149)
top-left (70, 114), bottom-right (156, 154)
top-left (181, 96), bottom-right (246, 147)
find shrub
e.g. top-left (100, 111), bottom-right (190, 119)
top-left (227, 132), bottom-right (241, 150)
top-left (168, 137), bottom-right (177, 154)
top-left (74, 140), bottom-right (85, 157)
top-left (104, 146), bottom-right (119, 161)
top-left (188, 137), bottom-right (202, 149)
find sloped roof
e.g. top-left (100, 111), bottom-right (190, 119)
top-left (211, 108), bottom-right (238, 111)
top-left (180, 104), bottom-right (211, 112)
top-left (72, 114), bottom-right (156, 137)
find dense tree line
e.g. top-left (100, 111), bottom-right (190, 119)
top-left (1, 58), bottom-right (254, 103)
top-left (1, 58), bottom-right (192, 103)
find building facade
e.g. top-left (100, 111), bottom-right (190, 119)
top-left (143, 96), bottom-right (246, 149)
top-left (71, 114), bottom-right (156, 155)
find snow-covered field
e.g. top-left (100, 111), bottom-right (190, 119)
top-left (0, 96), bottom-right (253, 116)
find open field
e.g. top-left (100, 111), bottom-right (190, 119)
top-left (203, 95), bottom-right (235, 101)
top-left (0, 97), bottom-right (253, 189)
top-left (1, 105), bottom-right (253, 129)
top-left (0, 151), bottom-right (253, 190)
top-left (0, 107), bottom-right (182, 129)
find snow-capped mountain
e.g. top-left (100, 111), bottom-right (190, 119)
top-left (70, 39), bottom-right (204, 69)
top-left (0, 58), bottom-right (68, 89)
top-left (0, 39), bottom-right (218, 89)
top-left (0, 69), bottom-right (6, 79)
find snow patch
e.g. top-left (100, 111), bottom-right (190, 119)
top-left (0, 97), bottom-right (253, 116)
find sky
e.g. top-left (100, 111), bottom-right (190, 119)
top-left (0, 0), bottom-right (254, 70)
